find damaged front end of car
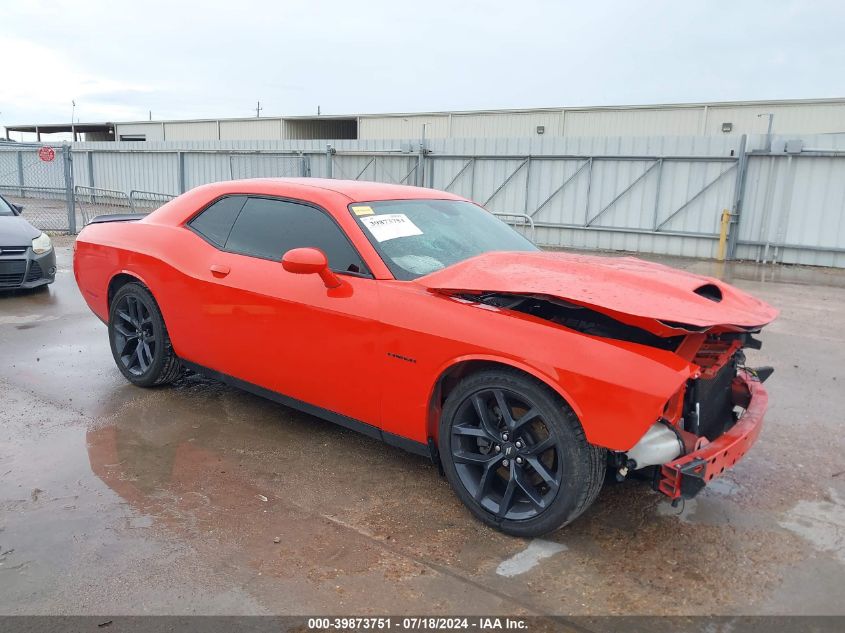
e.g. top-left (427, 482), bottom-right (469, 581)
top-left (619, 332), bottom-right (772, 501)
top-left (418, 250), bottom-right (779, 502)
top-left (466, 291), bottom-right (774, 501)
top-left (474, 292), bottom-right (774, 501)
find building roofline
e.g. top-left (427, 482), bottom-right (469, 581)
top-left (5, 122), bottom-right (114, 133)
top-left (103, 97), bottom-right (845, 123)
top-left (345, 97), bottom-right (845, 118)
top-left (9, 96), bottom-right (845, 130)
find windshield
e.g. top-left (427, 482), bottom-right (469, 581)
top-left (350, 199), bottom-right (538, 280)
top-left (0, 196), bottom-right (15, 216)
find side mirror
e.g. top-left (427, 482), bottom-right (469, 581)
top-left (12, 203), bottom-right (23, 215)
top-left (282, 247), bottom-right (342, 289)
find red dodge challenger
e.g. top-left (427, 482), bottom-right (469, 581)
top-left (74, 179), bottom-right (777, 536)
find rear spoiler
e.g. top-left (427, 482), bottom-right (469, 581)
top-left (86, 213), bottom-right (147, 225)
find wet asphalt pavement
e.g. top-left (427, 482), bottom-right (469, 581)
top-left (1, 237), bottom-right (844, 616)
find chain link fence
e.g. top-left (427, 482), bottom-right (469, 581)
top-left (0, 145), bottom-right (310, 232)
top-left (0, 143), bottom-right (74, 232)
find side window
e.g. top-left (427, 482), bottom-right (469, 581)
top-left (189, 196), bottom-right (247, 247)
top-left (225, 197), bottom-right (366, 274)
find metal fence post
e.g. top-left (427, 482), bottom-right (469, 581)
top-left (62, 144), bottom-right (76, 234)
top-left (87, 151), bottom-right (95, 188)
top-left (727, 134), bottom-right (748, 259)
top-left (177, 151), bottom-right (186, 193)
top-left (87, 151), bottom-right (98, 204)
top-left (16, 151), bottom-right (24, 197)
top-left (428, 154), bottom-right (435, 188)
top-left (326, 144), bottom-right (334, 178)
top-left (523, 156), bottom-right (532, 214)
top-left (416, 142), bottom-right (425, 187)
top-left (651, 158), bottom-right (664, 229)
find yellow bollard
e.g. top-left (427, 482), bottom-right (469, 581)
top-left (717, 209), bottom-right (732, 261)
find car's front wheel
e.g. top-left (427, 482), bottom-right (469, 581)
top-left (438, 369), bottom-right (605, 537)
top-left (108, 282), bottom-right (182, 387)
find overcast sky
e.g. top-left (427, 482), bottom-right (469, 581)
top-left (2, 0), bottom-right (844, 130)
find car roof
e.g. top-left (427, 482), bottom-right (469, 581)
top-left (211, 178), bottom-right (466, 203)
top-left (144, 178), bottom-right (469, 230)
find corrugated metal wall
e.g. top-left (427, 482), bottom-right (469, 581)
top-left (563, 108), bottom-right (704, 136)
top-left (450, 112), bottom-right (564, 138)
top-left (114, 122), bottom-right (165, 141)
top-left (703, 103), bottom-right (845, 136)
top-left (219, 119), bottom-right (284, 140)
top-left (108, 100), bottom-right (845, 142)
top-left (357, 115), bottom-right (451, 140)
top-left (734, 134), bottom-right (845, 267)
top-left (65, 133), bottom-right (845, 267)
top-left (164, 121), bottom-right (218, 141)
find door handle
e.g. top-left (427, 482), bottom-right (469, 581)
top-left (210, 264), bottom-right (230, 277)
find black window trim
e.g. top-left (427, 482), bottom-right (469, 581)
top-left (186, 193), bottom-right (373, 279)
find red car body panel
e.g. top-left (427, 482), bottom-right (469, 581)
top-left (74, 178), bottom-right (775, 464)
top-left (418, 251), bottom-right (778, 335)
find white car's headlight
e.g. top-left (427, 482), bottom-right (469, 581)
top-left (32, 232), bottom-right (52, 255)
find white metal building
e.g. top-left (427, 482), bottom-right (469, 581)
top-left (110, 98), bottom-right (845, 141)
top-left (7, 98), bottom-right (845, 143)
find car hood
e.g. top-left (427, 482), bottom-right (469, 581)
top-left (416, 251), bottom-right (778, 334)
top-left (0, 215), bottom-right (40, 244)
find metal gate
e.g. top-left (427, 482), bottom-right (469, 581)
top-left (0, 143), bottom-right (76, 232)
top-left (326, 147), bottom-right (424, 187)
top-left (12, 135), bottom-right (841, 268)
top-left (426, 150), bottom-right (740, 258)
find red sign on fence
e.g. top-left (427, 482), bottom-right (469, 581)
top-left (38, 146), bottom-right (56, 162)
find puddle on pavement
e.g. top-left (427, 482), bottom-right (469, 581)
top-left (779, 487), bottom-right (845, 564)
top-left (0, 423), bottom-right (160, 607)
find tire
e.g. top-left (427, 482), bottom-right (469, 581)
top-left (108, 282), bottom-right (182, 387)
top-left (438, 369), bottom-right (605, 537)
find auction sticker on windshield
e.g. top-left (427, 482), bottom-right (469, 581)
top-left (360, 213), bottom-right (423, 242)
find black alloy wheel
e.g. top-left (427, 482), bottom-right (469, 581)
top-left (108, 282), bottom-right (182, 387)
top-left (439, 369), bottom-right (605, 536)
top-left (450, 386), bottom-right (562, 521)
top-left (113, 293), bottom-right (156, 376)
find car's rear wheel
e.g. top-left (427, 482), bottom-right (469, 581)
top-left (438, 369), bottom-right (605, 537)
top-left (109, 282), bottom-right (182, 387)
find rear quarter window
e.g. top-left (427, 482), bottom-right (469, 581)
top-left (189, 196), bottom-right (247, 247)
